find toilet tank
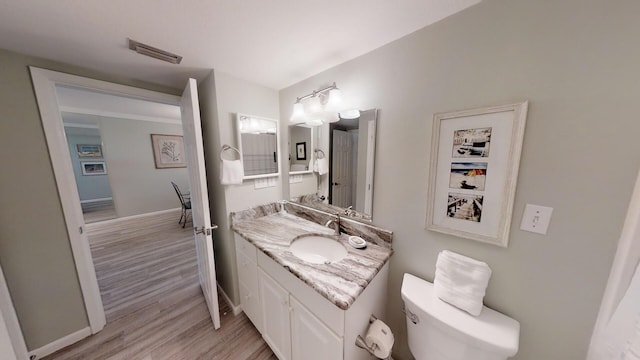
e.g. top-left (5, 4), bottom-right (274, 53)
top-left (401, 273), bottom-right (520, 360)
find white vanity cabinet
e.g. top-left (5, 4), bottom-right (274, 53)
top-left (234, 233), bottom-right (389, 360)
top-left (259, 268), bottom-right (291, 360)
top-left (290, 296), bottom-right (342, 360)
top-left (235, 235), bottom-right (262, 333)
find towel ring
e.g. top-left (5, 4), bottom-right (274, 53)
top-left (314, 149), bottom-right (325, 159)
top-left (220, 144), bottom-right (241, 161)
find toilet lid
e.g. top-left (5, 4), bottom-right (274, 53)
top-left (401, 273), bottom-right (520, 356)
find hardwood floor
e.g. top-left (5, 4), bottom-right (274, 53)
top-left (83, 205), bottom-right (117, 224)
top-left (44, 210), bottom-right (275, 360)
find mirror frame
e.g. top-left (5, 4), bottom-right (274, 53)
top-left (284, 108), bottom-right (378, 222)
top-left (289, 124), bottom-right (314, 175)
top-left (236, 113), bottom-right (281, 180)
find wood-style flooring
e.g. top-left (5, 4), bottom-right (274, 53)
top-left (83, 205), bottom-right (117, 224)
top-left (45, 210), bottom-right (275, 360)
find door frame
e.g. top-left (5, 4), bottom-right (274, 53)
top-left (0, 264), bottom-right (28, 360)
top-left (30, 67), bottom-right (181, 334)
top-left (588, 167), bottom-right (640, 357)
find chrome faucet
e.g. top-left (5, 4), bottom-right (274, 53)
top-left (325, 213), bottom-right (341, 235)
top-left (344, 206), bottom-right (357, 217)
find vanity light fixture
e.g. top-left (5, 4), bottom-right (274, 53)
top-left (290, 82), bottom-right (350, 126)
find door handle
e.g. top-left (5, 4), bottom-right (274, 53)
top-left (194, 224), bottom-right (219, 236)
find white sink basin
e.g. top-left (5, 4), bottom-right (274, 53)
top-left (290, 235), bottom-right (348, 265)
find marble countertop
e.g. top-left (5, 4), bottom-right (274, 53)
top-left (231, 212), bottom-right (392, 310)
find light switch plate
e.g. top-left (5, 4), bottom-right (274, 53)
top-left (520, 204), bottom-right (554, 235)
top-left (255, 177), bottom-right (277, 189)
top-left (254, 178), bottom-right (269, 189)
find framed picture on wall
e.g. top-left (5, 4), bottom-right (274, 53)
top-left (81, 161), bottom-right (107, 176)
top-left (151, 134), bottom-right (187, 169)
top-left (296, 142), bottom-right (307, 160)
top-left (76, 144), bottom-right (102, 158)
top-left (425, 101), bottom-right (528, 247)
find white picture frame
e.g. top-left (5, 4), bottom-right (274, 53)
top-left (76, 144), bottom-right (103, 158)
top-left (425, 101), bottom-right (528, 247)
top-left (81, 161), bottom-right (107, 176)
top-left (151, 134), bottom-right (187, 169)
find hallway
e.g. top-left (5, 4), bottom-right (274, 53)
top-left (45, 210), bottom-right (274, 360)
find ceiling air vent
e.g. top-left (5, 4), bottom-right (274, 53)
top-left (128, 38), bottom-right (182, 64)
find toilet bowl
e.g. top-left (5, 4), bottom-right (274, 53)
top-left (401, 273), bottom-right (520, 360)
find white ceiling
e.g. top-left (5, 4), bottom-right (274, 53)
top-left (0, 0), bottom-right (480, 90)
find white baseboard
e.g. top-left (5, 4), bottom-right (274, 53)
top-left (79, 197), bottom-right (113, 204)
top-left (28, 327), bottom-right (91, 359)
top-left (217, 283), bottom-right (242, 316)
top-left (86, 207), bottom-right (181, 227)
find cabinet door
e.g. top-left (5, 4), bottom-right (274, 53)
top-left (237, 250), bottom-right (262, 332)
top-left (290, 296), bottom-right (343, 360)
top-left (259, 269), bottom-right (291, 360)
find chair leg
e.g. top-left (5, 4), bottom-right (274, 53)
top-left (183, 210), bottom-right (191, 228)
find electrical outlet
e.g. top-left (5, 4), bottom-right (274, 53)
top-left (520, 204), bottom-right (553, 235)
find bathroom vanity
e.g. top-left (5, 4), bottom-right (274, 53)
top-left (231, 202), bottom-right (393, 360)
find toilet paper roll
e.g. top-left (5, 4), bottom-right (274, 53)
top-left (365, 319), bottom-right (395, 359)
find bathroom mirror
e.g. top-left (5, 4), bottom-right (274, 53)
top-left (236, 113), bottom-right (280, 179)
top-left (289, 125), bottom-right (313, 175)
top-left (291, 109), bottom-right (377, 221)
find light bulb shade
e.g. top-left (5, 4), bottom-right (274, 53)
top-left (290, 102), bottom-right (306, 123)
top-left (324, 112), bottom-right (340, 123)
top-left (324, 88), bottom-right (343, 113)
top-left (340, 109), bottom-right (361, 119)
top-left (305, 95), bottom-right (323, 114)
top-left (305, 118), bottom-right (324, 127)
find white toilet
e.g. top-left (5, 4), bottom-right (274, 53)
top-left (401, 273), bottom-right (520, 360)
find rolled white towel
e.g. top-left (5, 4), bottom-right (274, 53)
top-left (434, 250), bottom-right (492, 316)
top-left (315, 157), bottom-right (328, 175)
top-left (220, 159), bottom-right (244, 185)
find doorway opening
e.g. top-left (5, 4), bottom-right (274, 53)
top-left (54, 83), bottom-right (197, 325)
top-left (62, 116), bottom-right (116, 223)
top-left (28, 69), bottom-right (221, 358)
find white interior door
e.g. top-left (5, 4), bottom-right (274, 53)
top-left (588, 168), bottom-right (640, 359)
top-left (181, 78), bottom-right (220, 329)
top-left (332, 129), bottom-right (352, 208)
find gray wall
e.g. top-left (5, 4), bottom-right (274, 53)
top-left (98, 117), bottom-right (189, 217)
top-left (0, 48), bottom-right (179, 350)
top-left (64, 116), bottom-right (189, 217)
top-left (64, 129), bottom-right (113, 201)
top-left (199, 70), bottom-right (281, 305)
top-left (279, 1), bottom-right (640, 359)
top-left (198, 71), bottom-right (234, 303)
